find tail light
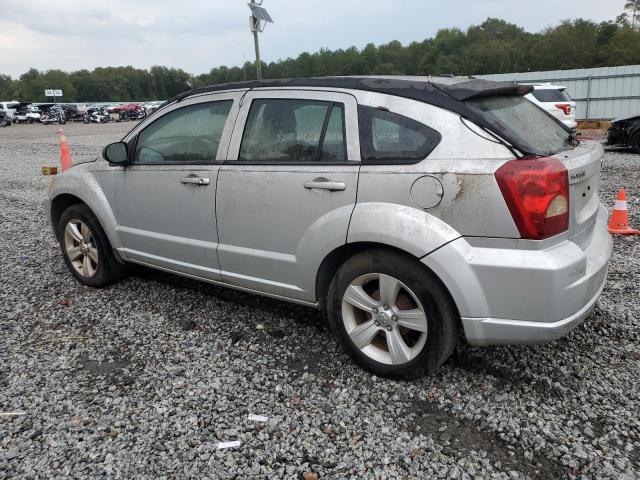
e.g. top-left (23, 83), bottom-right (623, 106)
top-left (555, 103), bottom-right (571, 115)
top-left (495, 158), bottom-right (569, 240)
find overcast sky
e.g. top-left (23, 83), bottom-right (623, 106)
top-left (0, 0), bottom-right (625, 78)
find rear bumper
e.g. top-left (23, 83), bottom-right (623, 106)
top-left (424, 204), bottom-right (612, 346)
top-left (460, 270), bottom-right (606, 345)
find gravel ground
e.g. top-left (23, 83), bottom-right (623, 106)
top-left (1, 123), bottom-right (639, 479)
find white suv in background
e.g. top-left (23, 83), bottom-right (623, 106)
top-left (524, 84), bottom-right (577, 130)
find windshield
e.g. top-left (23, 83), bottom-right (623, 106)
top-left (466, 95), bottom-right (574, 156)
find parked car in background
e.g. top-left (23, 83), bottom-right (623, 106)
top-left (524, 84), bottom-right (577, 130)
top-left (46, 76), bottom-right (611, 379)
top-left (0, 108), bottom-right (12, 127)
top-left (0, 101), bottom-right (20, 120)
top-left (606, 114), bottom-right (640, 153)
top-left (83, 106), bottom-right (112, 124)
top-left (40, 105), bottom-right (66, 125)
top-left (118, 103), bottom-right (147, 122)
top-left (60, 104), bottom-right (87, 122)
top-left (143, 101), bottom-right (164, 115)
top-left (13, 103), bottom-right (41, 124)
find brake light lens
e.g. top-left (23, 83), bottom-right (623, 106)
top-left (495, 158), bottom-right (569, 240)
top-left (555, 103), bottom-right (571, 115)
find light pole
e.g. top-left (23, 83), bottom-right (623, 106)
top-left (248, 1), bottom-right (273, 80)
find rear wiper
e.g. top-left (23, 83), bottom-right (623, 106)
top-left (566, 132), bottom-right (579, 146)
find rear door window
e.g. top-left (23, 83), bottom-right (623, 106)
top-left (134, 101), bottom-right (232, 164)
top-left (467, 95), bottom-right (573, 156)
top-left (239, 99), bottom-right (346, 162)
top-left (358, 106), bottom-right (441, 164)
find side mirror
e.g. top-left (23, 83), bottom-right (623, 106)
top-left (103, 142), bottom-right (128, 164)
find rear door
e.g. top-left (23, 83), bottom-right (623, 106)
top-left (216, 89), bottom-right (360, 302)
top-left (112, 93), bottom-right (241, 280)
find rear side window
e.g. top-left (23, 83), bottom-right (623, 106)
top-left (239, 99), bottom-right (346, 162)
top-left (358, 106), bottom-right (441, 164)
top-left (531, 89), bottom-right (572, 103)
top-left (467, 95), bottom-right (573, 156)
top-left (135, 101), bottom-right (232, 164)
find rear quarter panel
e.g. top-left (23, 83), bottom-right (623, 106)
top-left (348, 92), bottom-right (519, 254)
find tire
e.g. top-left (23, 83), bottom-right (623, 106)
top-left (327, 249), bottom-right (458, 379)
top-left (57, 204), bottom-right (126, 288)
top-left (28, 118), bottom-right (34, 124)
top-left (631, 133), bottom-right (640, 154)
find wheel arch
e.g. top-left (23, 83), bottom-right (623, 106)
top-left (315, 242), bottom-right (461, 324)
top-left (51, 193), bottom-right (85, 238)
top-left (49, 186), bottom-right (124, 261)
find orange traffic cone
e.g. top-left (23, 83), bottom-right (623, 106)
top-left (58, 129), bottom-right (73, 171)
top-left (608, 189), bottom-right (640, 235)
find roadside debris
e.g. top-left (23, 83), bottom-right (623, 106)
top-left (217, 440), bottom-right (241, 450)
top-left (247, 414), bottom-right (268, 422)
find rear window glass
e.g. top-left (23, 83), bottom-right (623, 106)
top-left (358, 106), bottom-right (441, 163)
top-left (531, 89), bottom-right (572, 103)
top-left (466, 95), bottom-right (573, 156)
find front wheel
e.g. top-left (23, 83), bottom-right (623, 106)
top-left (327, 249), bottom-right (458, 379)
top-left (57, 204), bottom-right (126, 287)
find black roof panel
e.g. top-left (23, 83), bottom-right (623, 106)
top-left (168, 76), bottom-right (531, 106)
top-left (160, 76), bottom-right (538, 155)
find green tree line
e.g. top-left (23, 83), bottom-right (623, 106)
top-left (1, 16), bottom-right (639, 103)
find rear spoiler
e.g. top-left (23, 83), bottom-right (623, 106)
top-left (432, 80), bottom-right (534, 101)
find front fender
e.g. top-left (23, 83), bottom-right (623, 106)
top-left (347, 202), bottom-right (460, 258)
top-left (48, 165), bottom-right (123, 252)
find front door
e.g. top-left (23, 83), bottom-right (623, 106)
top-left (216, 90), bottom-right (361, 302)
top-left (112, 94), bottom-right (239, 280)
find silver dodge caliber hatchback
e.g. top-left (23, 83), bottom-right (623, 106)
top-left (47, 77), bottom-right (612, 379)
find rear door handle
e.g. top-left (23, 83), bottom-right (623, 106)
top-left (180, 176), bottom-right (210, 186)
top-left (304, 178), bottom-right (346, 192)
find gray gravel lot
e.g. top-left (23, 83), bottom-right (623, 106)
top-left (1, 123), bottom-right (639, 479)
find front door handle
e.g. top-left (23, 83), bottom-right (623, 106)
top-left (304, 178), bottom-right (347, 192)
top-left (180, 176), bottom-right (210, 186)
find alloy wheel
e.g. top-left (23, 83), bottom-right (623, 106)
top-left (341, 273), bottom-right (428, 366)
top-left (63, 219), bottom-right (98, 278)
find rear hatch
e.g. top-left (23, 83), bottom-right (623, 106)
top-left (466, 94), bottom-right (602, 246)
top-left (554, 141), bottom-right (603, 246)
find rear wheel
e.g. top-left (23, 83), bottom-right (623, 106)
top-left (631, 132), bottom-right (640, 154)
top-left (57, 204), bottom-right (126, 287)
top-left (327, 249), bottom-right (458, 379)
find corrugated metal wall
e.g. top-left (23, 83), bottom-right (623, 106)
top-left (477, 65), bottom-right (640, 121)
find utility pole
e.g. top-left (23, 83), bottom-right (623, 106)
top-left (247, 1), bottom-right (273, 81)
top-left (250, 0), bottom-right (262, 80)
